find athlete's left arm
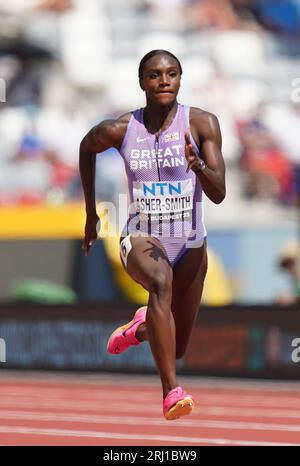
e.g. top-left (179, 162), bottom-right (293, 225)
top-left (185, 111), bottom-right (226, 204)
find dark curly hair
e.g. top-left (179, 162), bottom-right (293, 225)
top-left (138, 50), bottom-right (182, 80)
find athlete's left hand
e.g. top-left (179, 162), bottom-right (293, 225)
top-left (185, 129), bottom-right (200, 173)
top-left (83, 213), bottom-right (100, 257)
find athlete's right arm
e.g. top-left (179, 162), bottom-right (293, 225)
top-left (79, 115), bottom-right (130, 255)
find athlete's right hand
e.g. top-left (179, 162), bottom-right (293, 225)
top-left (83, 212), bottom-right (100, 256)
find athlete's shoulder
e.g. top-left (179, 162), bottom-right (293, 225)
top-left (99, 111), bottom-right (133, 150)
top-left (189, 107), bottom-right (220, 127)
top-left (101, 111), bottom-right (132, 133)
top-left (115, 111), bottom-right (133, 125)
top-left (189, 107), bottom-right (221, 140)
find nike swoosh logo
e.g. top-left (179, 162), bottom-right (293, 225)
top-left (136, 136), bottom-right (148, 143)
top-left (122, 319), bottom-right (142, 338)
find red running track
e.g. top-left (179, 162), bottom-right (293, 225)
top-left (0, 371), bottom-right (299, 446)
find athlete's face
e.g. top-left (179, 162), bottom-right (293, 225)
top-left (139, 54), bottom-right (181, 105)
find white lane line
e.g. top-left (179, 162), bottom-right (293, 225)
top-left (0, 390), bottom-right (159, 403)
top-left (0, 425), bottom-right (298, 446)
top-left (201, 407), bottom-right (300, 420)
top-left (0, 373), bottom-right (298, 391)
top-left (1, 398), bottom-right (300, 419)
top-left (199, 396), bottom-right (300, 407)
top-left (0, 398), bottom-right (162, 411)
top-left (2, 404), bottom-right (300, 420)
top-left (0, 411), bottom-right (299, 433)
top-left (0, 386), bottom-right (300, 403)
top-left (0, 381), bottom-right (299, 397)
top-left (0, 392), bottom-right (300, 409)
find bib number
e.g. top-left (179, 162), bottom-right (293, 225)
top-left (133, 180), bottom-right (193, 222)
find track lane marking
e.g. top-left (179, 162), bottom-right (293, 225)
top-left (0, 410), bottom-right (300, 432)
top-left (0, 425), bottom-right (299, 446)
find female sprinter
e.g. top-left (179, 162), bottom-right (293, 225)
top-left (79, 50), bottom-right (226, 420)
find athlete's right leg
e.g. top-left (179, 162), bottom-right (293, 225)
top-left (121, 235), bottom-right (177, 398)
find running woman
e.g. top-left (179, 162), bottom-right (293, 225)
top-left (80, 50), bottom-right (226, 420)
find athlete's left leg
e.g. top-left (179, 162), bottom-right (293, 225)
top-left (171, 240), bottom-right (208, 360)
top-left (136, 239), bottom-right (207, 357)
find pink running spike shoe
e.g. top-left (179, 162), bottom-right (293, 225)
top-left (107, 306), bottom-right (147, 355)
top-left (163, 386), bottom-right (194, 420)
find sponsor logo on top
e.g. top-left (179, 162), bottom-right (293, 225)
top-left (143, 181), bottom-right (182, 196)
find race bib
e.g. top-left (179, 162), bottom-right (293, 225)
top-left (132, 179), bottom-right (193, 222)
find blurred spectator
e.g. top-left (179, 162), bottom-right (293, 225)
top-left (277, 240), bottom-right (300, 305)
top-left (145, 0), bottom-right (188, 31)
top-left (0, 0), bottom-right (73, 15)
top-left (36, 105), bottom-right (89, 200)
top-left (187, 0), bottom-right (239, 30)
top-left (198, 68), bottom-right (241, 163)
top-left (0, 0), bottom-right (299, 213)
top-left (256, 0), bottom-right (300, 36)
top-left (0, 100), bottom-right (89, 205)
top-left (6, 59), bottom-right (45, 106)
top-left (237, 104), bottom-right (293, 203)
top-left (263, 102), bottom-right (300, 206)
top-left (186, 0), bottom-right (262, 32)
top-left (0, 107), bottom-right (51, 205)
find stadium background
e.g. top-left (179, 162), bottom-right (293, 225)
top-left (0, 0), bottom-right (300, 380)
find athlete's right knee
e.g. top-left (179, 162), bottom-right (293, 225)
top-left (148, 269), bottom-right (173, 296)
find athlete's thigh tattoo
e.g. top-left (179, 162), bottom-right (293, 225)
top-left (142, 240), bottom-right (170, 264)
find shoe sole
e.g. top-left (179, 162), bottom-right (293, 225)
top-left (164, 397), bottom-right (194, 420)
top-left (107, 306), bottom-right (147, 354)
